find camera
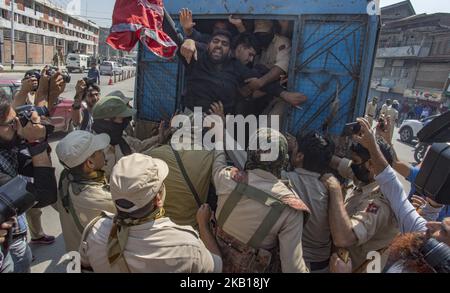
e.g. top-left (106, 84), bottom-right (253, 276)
top-left (0, 176), bottom-right (36, 225)
top-left (342, 122), bottom-right (361, 136)
top-left (46, 66), bottom-right (71, 84)
top-left (24, 67), bottom-right (71, 84)
top-left (414, 111), bottom-right (450, 205)
top-left (15, 105), bottom-right (55, 136)
top-left (420, 238), bottom-right (450, 273)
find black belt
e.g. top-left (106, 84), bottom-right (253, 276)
top-left (310, 259), bottom-right (330, 271)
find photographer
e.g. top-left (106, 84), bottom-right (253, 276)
top-left (11, 67), bottom-right (65, 247)
top-left (353, 117), bottom-right (449, 238)
top-left (0, 99), bottom-right (57, 273)
top-left (71, 79), bottom-right (101, 132)
top-left (376, 116), bottom-right (443, 221)
top-left (352, 117), bottom-right (450, 273)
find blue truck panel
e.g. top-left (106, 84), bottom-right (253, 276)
top-left (135, 0), bottom-right (380, 136)
top-left (164, 0), bottom-right (372, 15)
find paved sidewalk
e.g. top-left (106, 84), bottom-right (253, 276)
top-left (0, 64), bottom-right (51, 73)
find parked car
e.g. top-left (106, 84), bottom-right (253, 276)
top-left (0, 79), bottom-right (22, 101)
top-left (121, 57), bottom-right (135, 66)
top-left (99, 61), bottom-right (123, 76)
top-left (66, 53), bottom-right (91, 73)
top-left (398, 115), bottom-right (439, 143)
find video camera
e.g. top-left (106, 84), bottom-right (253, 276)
top-left (0, 176), bottom-right (36, 225)
top-left (414, 111), bottom-right (450, 205)
top-left (15, 105), bottom-right (55, 136)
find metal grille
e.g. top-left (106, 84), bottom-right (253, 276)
top-left (137, 43), bottom-right (179, 122)
top-left (289, 17), bottom-right (366, 136)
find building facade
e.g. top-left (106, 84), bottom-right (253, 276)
top-left (0, 0), bottom-right (99, 65)
top-left (370, 0), bottom-right (450, 112)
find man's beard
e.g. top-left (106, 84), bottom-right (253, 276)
top-left (208, 49), bottom-right (228, 64)
top-left (0, 133), bottom-right (22, 150)
top-left (384, 233), bottom-right (435, 273)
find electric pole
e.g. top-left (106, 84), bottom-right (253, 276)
top-left (10, 0), bottom-right (15, 70)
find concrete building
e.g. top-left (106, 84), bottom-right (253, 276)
top-left (0, 0), bottom-right (99, 65)
top-left (370, 0), bottom-right (450, 112)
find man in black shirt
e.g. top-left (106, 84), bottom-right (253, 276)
top-left (180, 30), bottom-right (256, 114)
top-left (180, 30), bottom-right (307, 115)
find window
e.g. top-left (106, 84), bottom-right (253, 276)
top-left (1, 9), bottom-right (9, 20)
top-left (392, 60), bottom-right (404, 67)
top-left (401, 69), bottom-right (408, 78)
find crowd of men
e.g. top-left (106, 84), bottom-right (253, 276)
top-left (1, 11), bottom-right (449, 274)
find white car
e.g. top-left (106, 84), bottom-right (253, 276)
top-left (398, 115), bottom-right (438, 143)
top-left (99, 61), bottom-right (123, 76)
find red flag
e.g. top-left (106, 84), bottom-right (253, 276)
top-left (107, 0), bottom-right (178, 59)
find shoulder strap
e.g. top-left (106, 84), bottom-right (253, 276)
top-left (59, 171), bottom-right (87, 234)
top-left (170, 147), bottom-right (202, 207)
top-left (217, 182), bottom-right (286, 249)
top-left (81, 212), bottom-right (109, 243)
top-left (80, 108), bottom-right (90, 131)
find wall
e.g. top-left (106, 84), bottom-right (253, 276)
top-left (28, 42), bottom-right (43, 64)
top-left (44, 44), bottom-right (53, 63)
top-left (2, 39), bottom-right (26, 63)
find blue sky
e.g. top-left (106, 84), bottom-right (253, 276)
top-left (52, 0), bottom-right (450, 28)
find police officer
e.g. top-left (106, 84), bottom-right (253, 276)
top-left (55, 130), bottom-right (116, 253)
top-left (282, 132), bottom-right (335, 273)
top-left (246, 20), bottom-right (292, 116)
top-left (91, 94), bottom-right (162, 177)
top-left (213, 128), bottom-right (310, 273)
top-left (326, 138), bottom-right (399, 272)
top-left (385, 100), bottom-right (399, 143)
top-left (365, 97), bottom-right (378, 127)
top-left (80, 154), bottom-right (222, 273)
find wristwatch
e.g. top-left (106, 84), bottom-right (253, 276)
top-left (27, 141), bottom-right (50, 157)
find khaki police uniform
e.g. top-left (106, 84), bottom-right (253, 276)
top-left (256, 34), bottom-right (292, 74)
top-left (144, 145), bottom-right (214, 228)
top-left (56, 179), bottom-right (116, 252)
top-left (337, 158), bottom-right (399, 271)
top-left (365, 102), bottom-right (378, 127)
top-left (79, 213), bottom-right (221, 273)
top-left (103, 134), bottom-right (159, 178)
top-left (385, 106), bottom-right (399, 143)
top-left (213, 150), bottom-right (310, 273)
top-left (79, 154), bottom-right (221, 273)
top-left (55, 131), bottom-right (116, 253)
top-left (282, 168), bottom-right (331, 272)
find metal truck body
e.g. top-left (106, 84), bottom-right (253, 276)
top-left (134, 0), bottom-right (380, 137)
